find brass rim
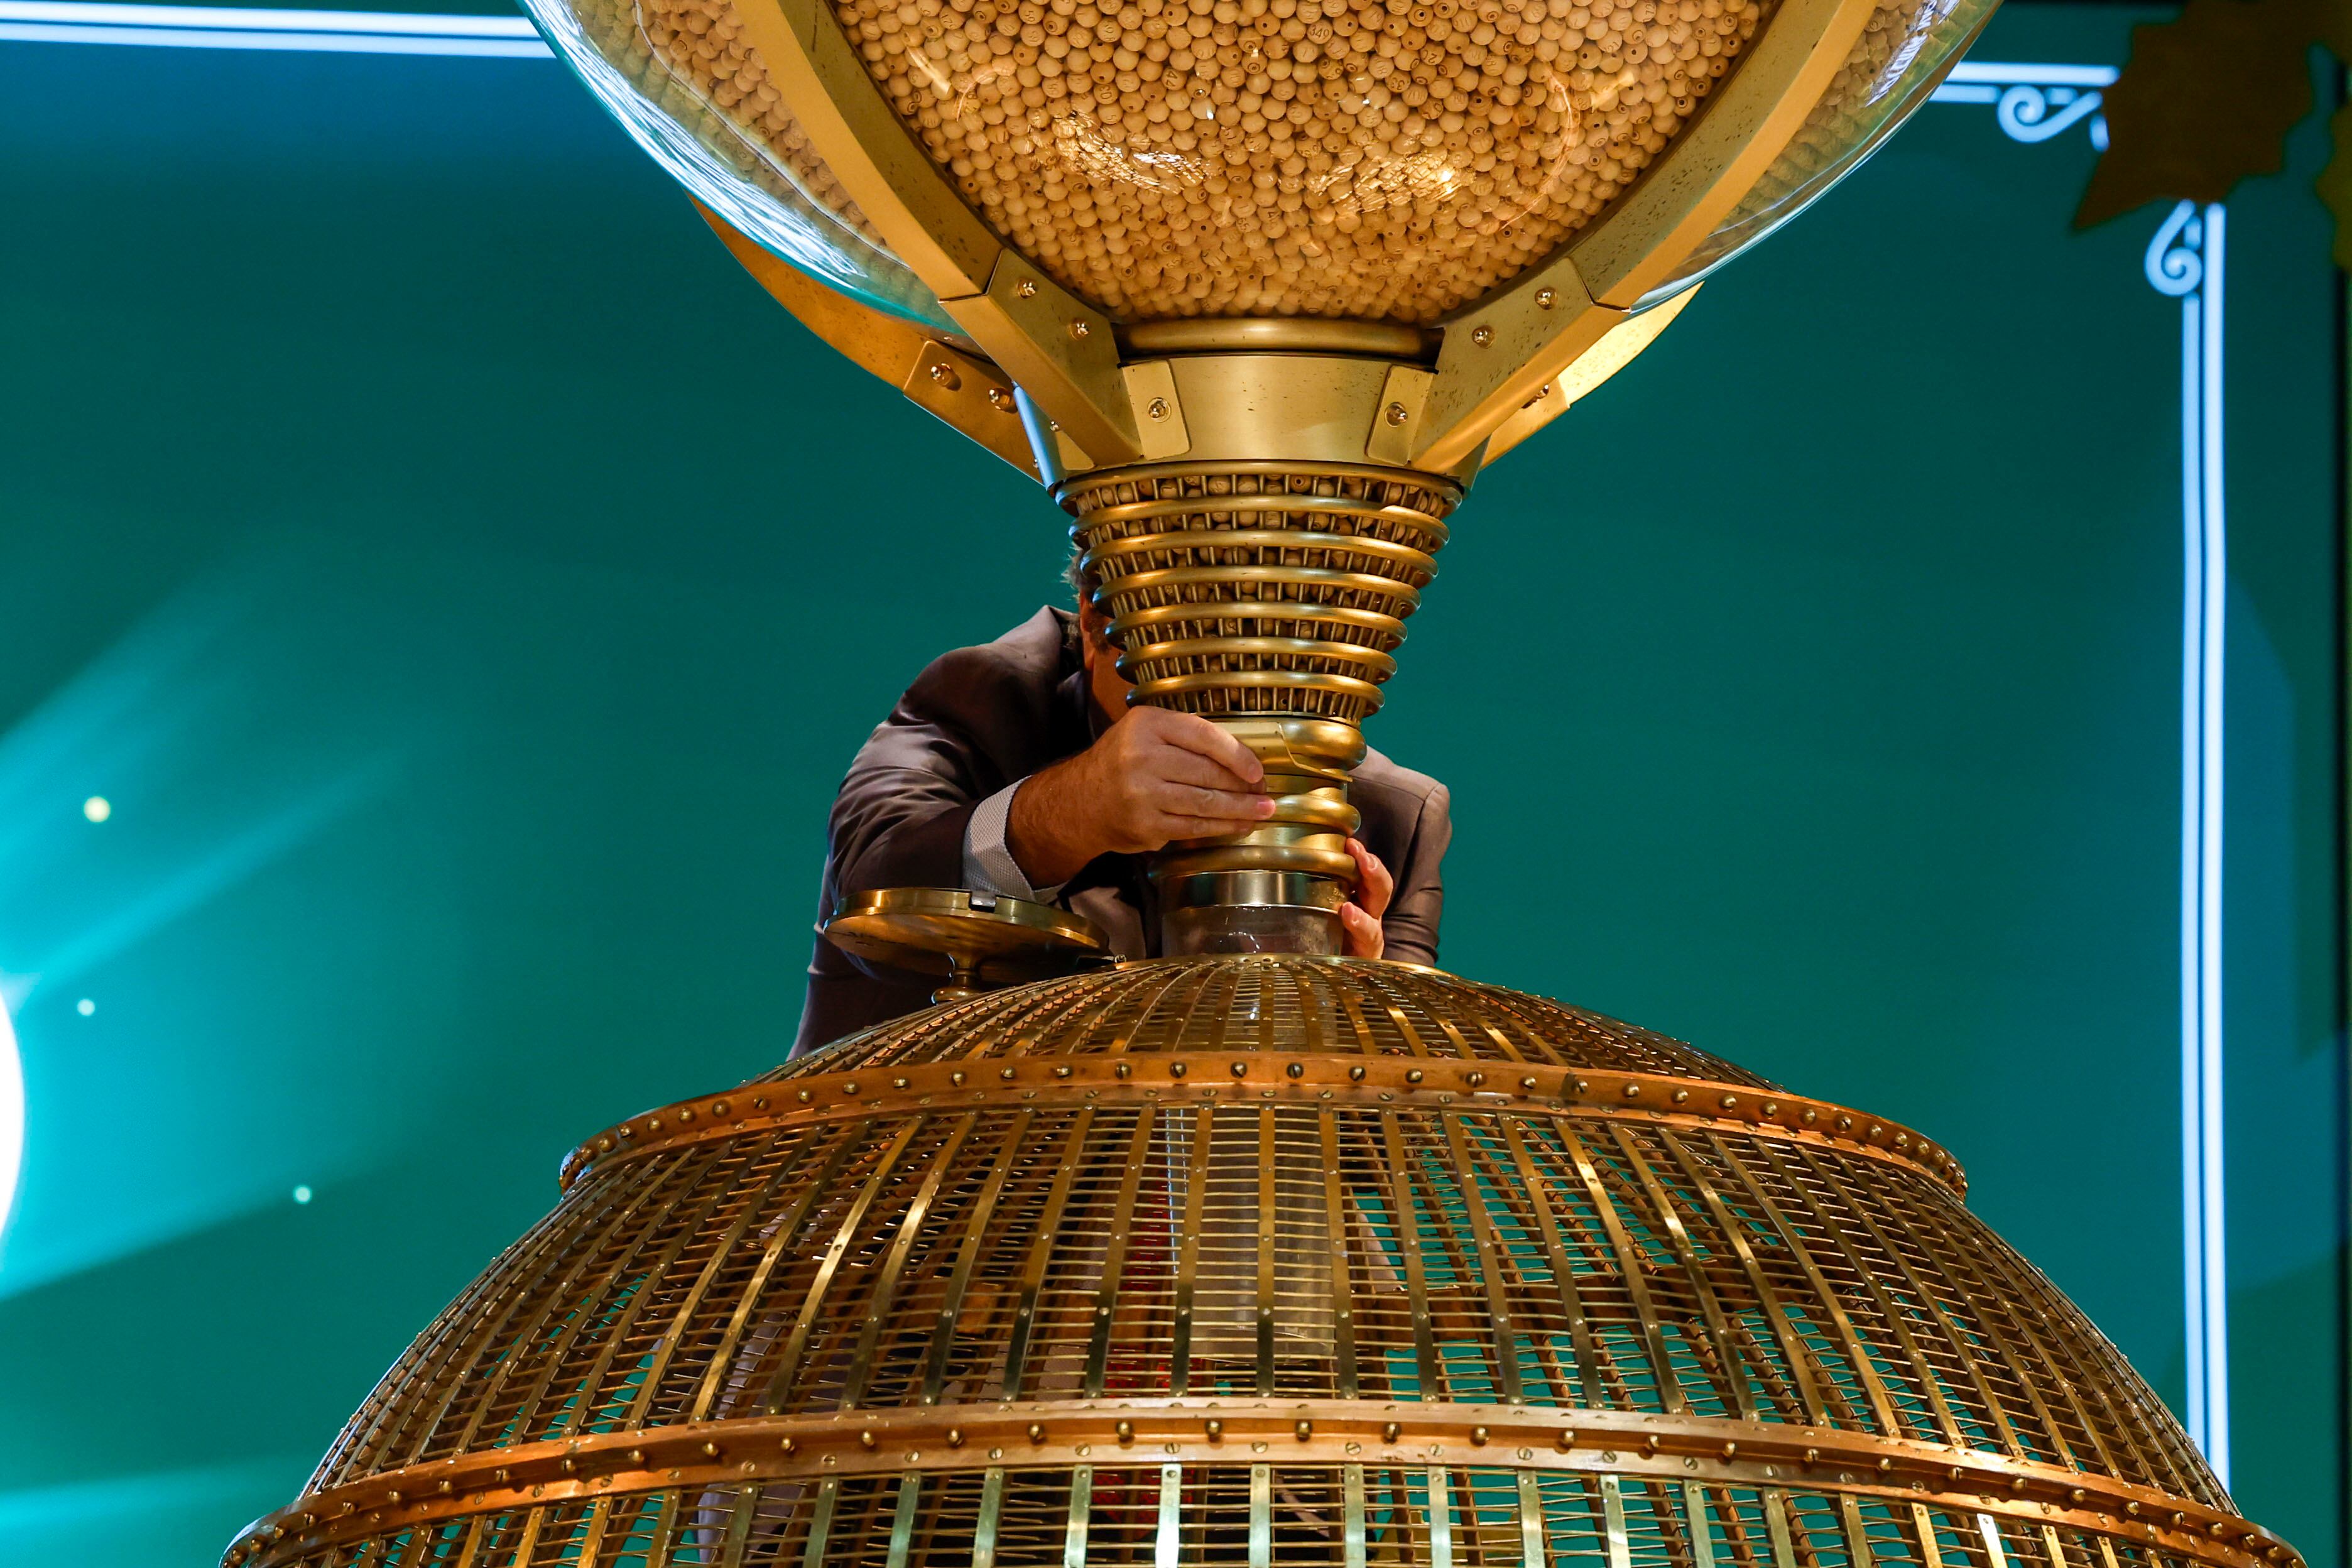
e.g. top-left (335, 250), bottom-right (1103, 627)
top-left (1118, 319), bottom-right (1442, 361)
top-left (822, 888), bottom-right (1109, 993)
top-left (226, 1403), bottom-right (2292, 1568)
top-left (1054, 459), bottom-right (1466, 509)
top-left (558, 1054), bottom-right (1967, 1195)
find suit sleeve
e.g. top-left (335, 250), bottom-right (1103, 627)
top-left (1380, 781), bottom-right (1449, 967)
top-left (828, 766), bottom-right (977, 897)
top-left (825, 666), bottom-right (1008, 898)
top-left (802, 675), bottom-right (1002, 1025)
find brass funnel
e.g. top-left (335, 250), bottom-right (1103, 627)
top-left (1019, 323), bottom-right (1460, 952)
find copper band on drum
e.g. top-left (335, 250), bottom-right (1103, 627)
top-left (231, 1400), bottom-right (2280, 1568)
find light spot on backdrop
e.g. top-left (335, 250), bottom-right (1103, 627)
top-left (0, 1456), bottom-right (312, 1557)
top-left (0, 551), bottom-right (411, 1292)
top-left (0, 998), bottom-right (20, 1246)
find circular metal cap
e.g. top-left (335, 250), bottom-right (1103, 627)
top-left (823, 887), bottom-right (1107, 998)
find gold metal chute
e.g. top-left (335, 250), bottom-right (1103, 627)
top-left (232, 957), bottom-right (2287, 1568)
top-left (1408, 0), bottom-right (1885, 468)
top-left (1481, 286), bottom-right (1708, 466)
top-left (722, 0), bottom-right (1146, 464)
top-left (946, 251), bottom-right (1140, 466)
top-left (694, 201), bottom-right (1038, 477)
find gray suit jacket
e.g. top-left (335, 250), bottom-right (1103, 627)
top-left (793, 607), bottom-right (1451, 1054)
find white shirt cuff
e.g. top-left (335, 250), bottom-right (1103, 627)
top-left (964, 781), bottom-right (1062, 903)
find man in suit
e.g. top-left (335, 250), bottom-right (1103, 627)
top-left (793, 579), bottom-right (1451, 1054)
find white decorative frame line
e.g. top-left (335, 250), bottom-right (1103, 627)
top-left (0, 0), bottom-right (545, 55)
top-left (0, 14), bottom-right (2236, 1486)
top-left (2159, 196), bottom-right (2230, 1488)
top-left (1932, 61), bottom-right (2232, 1487)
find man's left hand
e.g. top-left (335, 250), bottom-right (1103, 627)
top-left (1339, 838), bottom-right (1392, 959)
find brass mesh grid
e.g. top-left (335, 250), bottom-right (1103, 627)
top-left (231, 958), bottom-right (2284, 1568)
top-left (1063, 462), bottom-right (1459, 724)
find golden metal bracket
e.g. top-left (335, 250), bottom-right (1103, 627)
top-left (1483, 287), bottom-right (1706, 464)
top-left (722, 0), bottom-right (1848, 479)
top-left (1411, 0), bottom-right (1885, 470)
top-left (726, 0), bottom-right (1145, 464)
top-left (695, 201), bottom-right (1037, 477)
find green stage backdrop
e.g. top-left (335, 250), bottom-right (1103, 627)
top-left (0, 4), bottom-right (2341, 1562)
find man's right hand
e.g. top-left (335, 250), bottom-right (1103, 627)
top-left (1004, 707), bottom-right (1273, 889)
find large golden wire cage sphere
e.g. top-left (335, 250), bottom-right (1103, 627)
top-left (229, 957), bottom-right (2289, 1568)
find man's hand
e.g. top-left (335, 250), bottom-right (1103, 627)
top-left (1006, 707), bottom-right (1273, 888)
top-left (1339, 838), bottom-right (1393, 959)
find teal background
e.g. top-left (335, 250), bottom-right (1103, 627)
top-left (0, 5), bottom-right (2341, 1562)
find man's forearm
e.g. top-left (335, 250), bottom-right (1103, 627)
top-left (1003, 756), bottom-right (1102, 888)
top-left (1003, 707), bottom-right (1271, 890)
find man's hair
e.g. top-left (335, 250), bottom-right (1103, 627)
top-left (1067, 548), bottom-right (1100, 607)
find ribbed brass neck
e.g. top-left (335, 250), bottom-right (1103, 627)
top-left (1062, 459), bottom-right (1458, 952)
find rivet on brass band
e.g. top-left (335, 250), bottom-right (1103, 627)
top-left (560, 1053), bottom-right (1964, 1195)
top-left (231, 1405), bottom-right (2289, 1568)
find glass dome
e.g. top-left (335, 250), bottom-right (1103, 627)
top-left (526, 0), bottom-right (1985, 325)
top-left (523, 0), bottom-right (959, 329)
top-left (1640, 0), bottom-right (1994, 303)
top-left (812, 0), bottom-right (1804, 321)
